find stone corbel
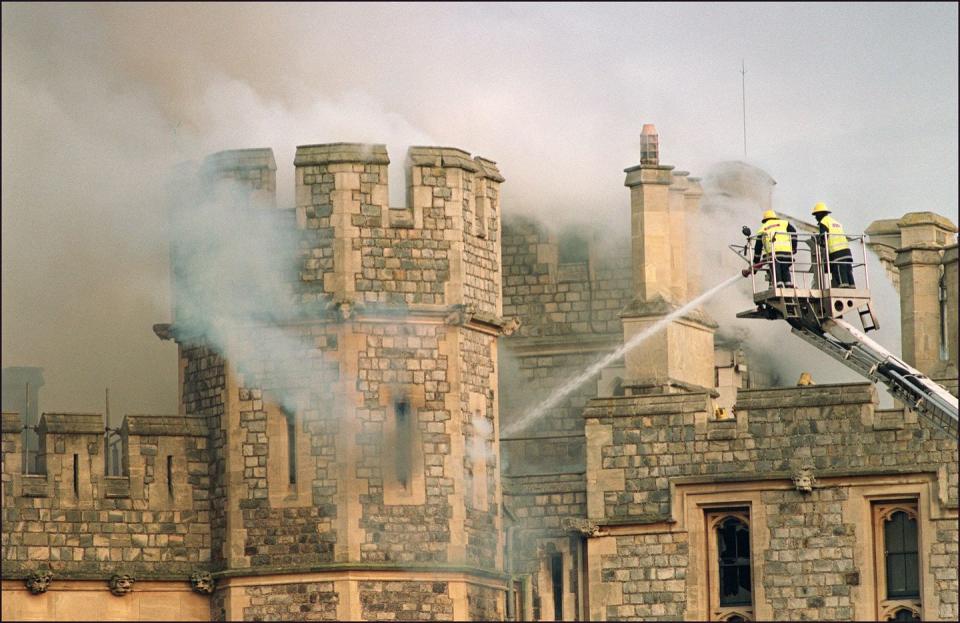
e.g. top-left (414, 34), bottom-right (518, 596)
top-left (502, 316), bottom-right (522, 336)
top-left (327, 297), bottom-right (364, 321)
top-left (25, 570), bottom-right (53, 595)
top-left (189, 571), bottom-right (216, 595)
top-left (792, 466), bottom-right (817, 493)
top-left (109, 573), bottom-right (135, 596)
top-left (561, 516), bottom-right (601, 537)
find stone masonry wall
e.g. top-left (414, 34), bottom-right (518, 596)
top-left (467, 583), bottom-right (505, 620)
top-left (585, 384), bottom-right (958, 521)
top-left (760, 486), bottom-right (857, 620)
top-left (294, 144), bottom-right (503, 314)
top-left (503, 472), bottom-right (586, 619)
top-left (501, 216), bottom-right (631, 339)
top-left (352, 321), bottom-right (452, 564)
top-left (499, 215), bottom-right (632, 478)
top-left (359, 580), bottom-right (454, 620)
top-left (602, 532), bottom-right (688, 620)
top-left (241, 582), bottom-right (339, 621)
top-left (180, 341), bottom-right (228, 571)
top-left (1, 411), bottom-right (211, 579)
top-left (584, 383), bottom-right (959, 621)
top-left (459, 327), bottom-right (500, 569)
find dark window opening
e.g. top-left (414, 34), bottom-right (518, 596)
top-left (395, 400), bottom-right (411, 489)
top-left (72, 454), bottom-right (79, 496)
top-left (884, 511), bottom-right (920, 599)
top-left (166, 455), bottom-right (174, 497)
top-left (726, 616), bottom-right (747, 623)
top-left (285, 410), bottom-right (297, 485)
top-left (939, 278), bottom-right (949, 361)
top-left (550, 552), bottom-right (564, 621)
top-left (718, 517), bottom-right (752, 606)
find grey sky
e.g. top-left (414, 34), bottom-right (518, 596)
top-left (2, 2), bottom-right (957, 419)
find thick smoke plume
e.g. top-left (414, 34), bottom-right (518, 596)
top-left (2, 3), bottom-right (955, 418)
top-left (166, 171), bottom-right (320, 413)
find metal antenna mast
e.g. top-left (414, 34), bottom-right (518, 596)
top-left (741, 59), bottom-right (747, 158)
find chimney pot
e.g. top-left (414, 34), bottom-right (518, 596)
top-left (640, 124), bottom-right (659, 165)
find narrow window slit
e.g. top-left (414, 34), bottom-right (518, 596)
top-left (72, 454), bottom-right (79, 496)
top-left (395, 400), bottom-right (411, 489)
top-left (286, 411), bottom-right (297, 485)
top-left (166, 455), bottom-right (173, 497)
top-left (550, 552), bottom-right (564, 621)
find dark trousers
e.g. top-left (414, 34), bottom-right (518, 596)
top-left (828, 249), bottom-right (854, 287)
top-left (772, 252), bottom-right (793, 287)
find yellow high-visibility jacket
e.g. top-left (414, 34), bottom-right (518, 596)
top-left (759, 218), bottom-right (793, 255)
top-left (819, 215), bottom-right (850, 254)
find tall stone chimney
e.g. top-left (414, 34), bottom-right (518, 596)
top-left (620, 125), bottom-right (716, 392)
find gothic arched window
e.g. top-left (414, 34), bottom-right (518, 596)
top-left (873, 501), bottom-right (922, 621)
top-left (706, 509), bottom-right (754, 621)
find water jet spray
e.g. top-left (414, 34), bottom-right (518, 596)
top-left (502, 273), bottom-right (743, 437)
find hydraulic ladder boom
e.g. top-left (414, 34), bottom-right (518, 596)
top-left (791, 317), bottom-right (959, 430)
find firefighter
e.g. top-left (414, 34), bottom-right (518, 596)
top-left (812, 202), bottom-right (855, 288)
top-left (752, 210), bottom-right (797, 288)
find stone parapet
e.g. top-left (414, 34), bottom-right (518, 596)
top-left (734, 382), bottom-right (875, 410)
top-left (293, 142), bottom-right (390, 166)
top-left (409, 146), bottom-right (480, 172)
top-left (123, 416), bottom-right (207, 437)
top-left (1, 412), bottom-right (212, 579)
top-left (39, 413), bottom-right (104, 435)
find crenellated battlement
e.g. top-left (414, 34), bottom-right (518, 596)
top-left (1, 411), bottom-right (211, 578)
top-left (198, 143), bottom-right (505, 317)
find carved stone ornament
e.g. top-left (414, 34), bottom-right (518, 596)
top-left (561, 517), bottom-right (601, 537)
top-left (502, 316), bottom-right (522, 336)
top-left (327, 298), bottom-right (363, 321)
top-left (109, 574), bottom-right (135, 596)
top-left (792, 466), bottom-right (816, 493)
top-left (189, 571), bottom-right (216, 595)
top-left (25, 570), bottom-right (53, 595)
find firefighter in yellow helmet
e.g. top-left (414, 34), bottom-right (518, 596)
top-left (752, 209), bottom-right (798, 288)
top-left (811, 202), bottom-right (855, 288)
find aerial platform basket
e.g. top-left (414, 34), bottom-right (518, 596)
top-left (729, 224), bottom-right (958, 428)
top-left (731, 227), bottom-right (878, 333)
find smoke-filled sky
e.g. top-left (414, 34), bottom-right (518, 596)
top-left (2, 3), bottom-right (957, 420)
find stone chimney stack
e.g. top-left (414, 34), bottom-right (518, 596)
top-left (621, 125), bottom-right (716, 393)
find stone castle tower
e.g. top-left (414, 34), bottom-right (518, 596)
top-left (176, 144), bottom-right (510, 619)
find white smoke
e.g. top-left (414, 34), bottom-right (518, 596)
top-left (698, 161), bottom-right (901, 399)
top-left (3, 3), bottom-right (954, 419)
